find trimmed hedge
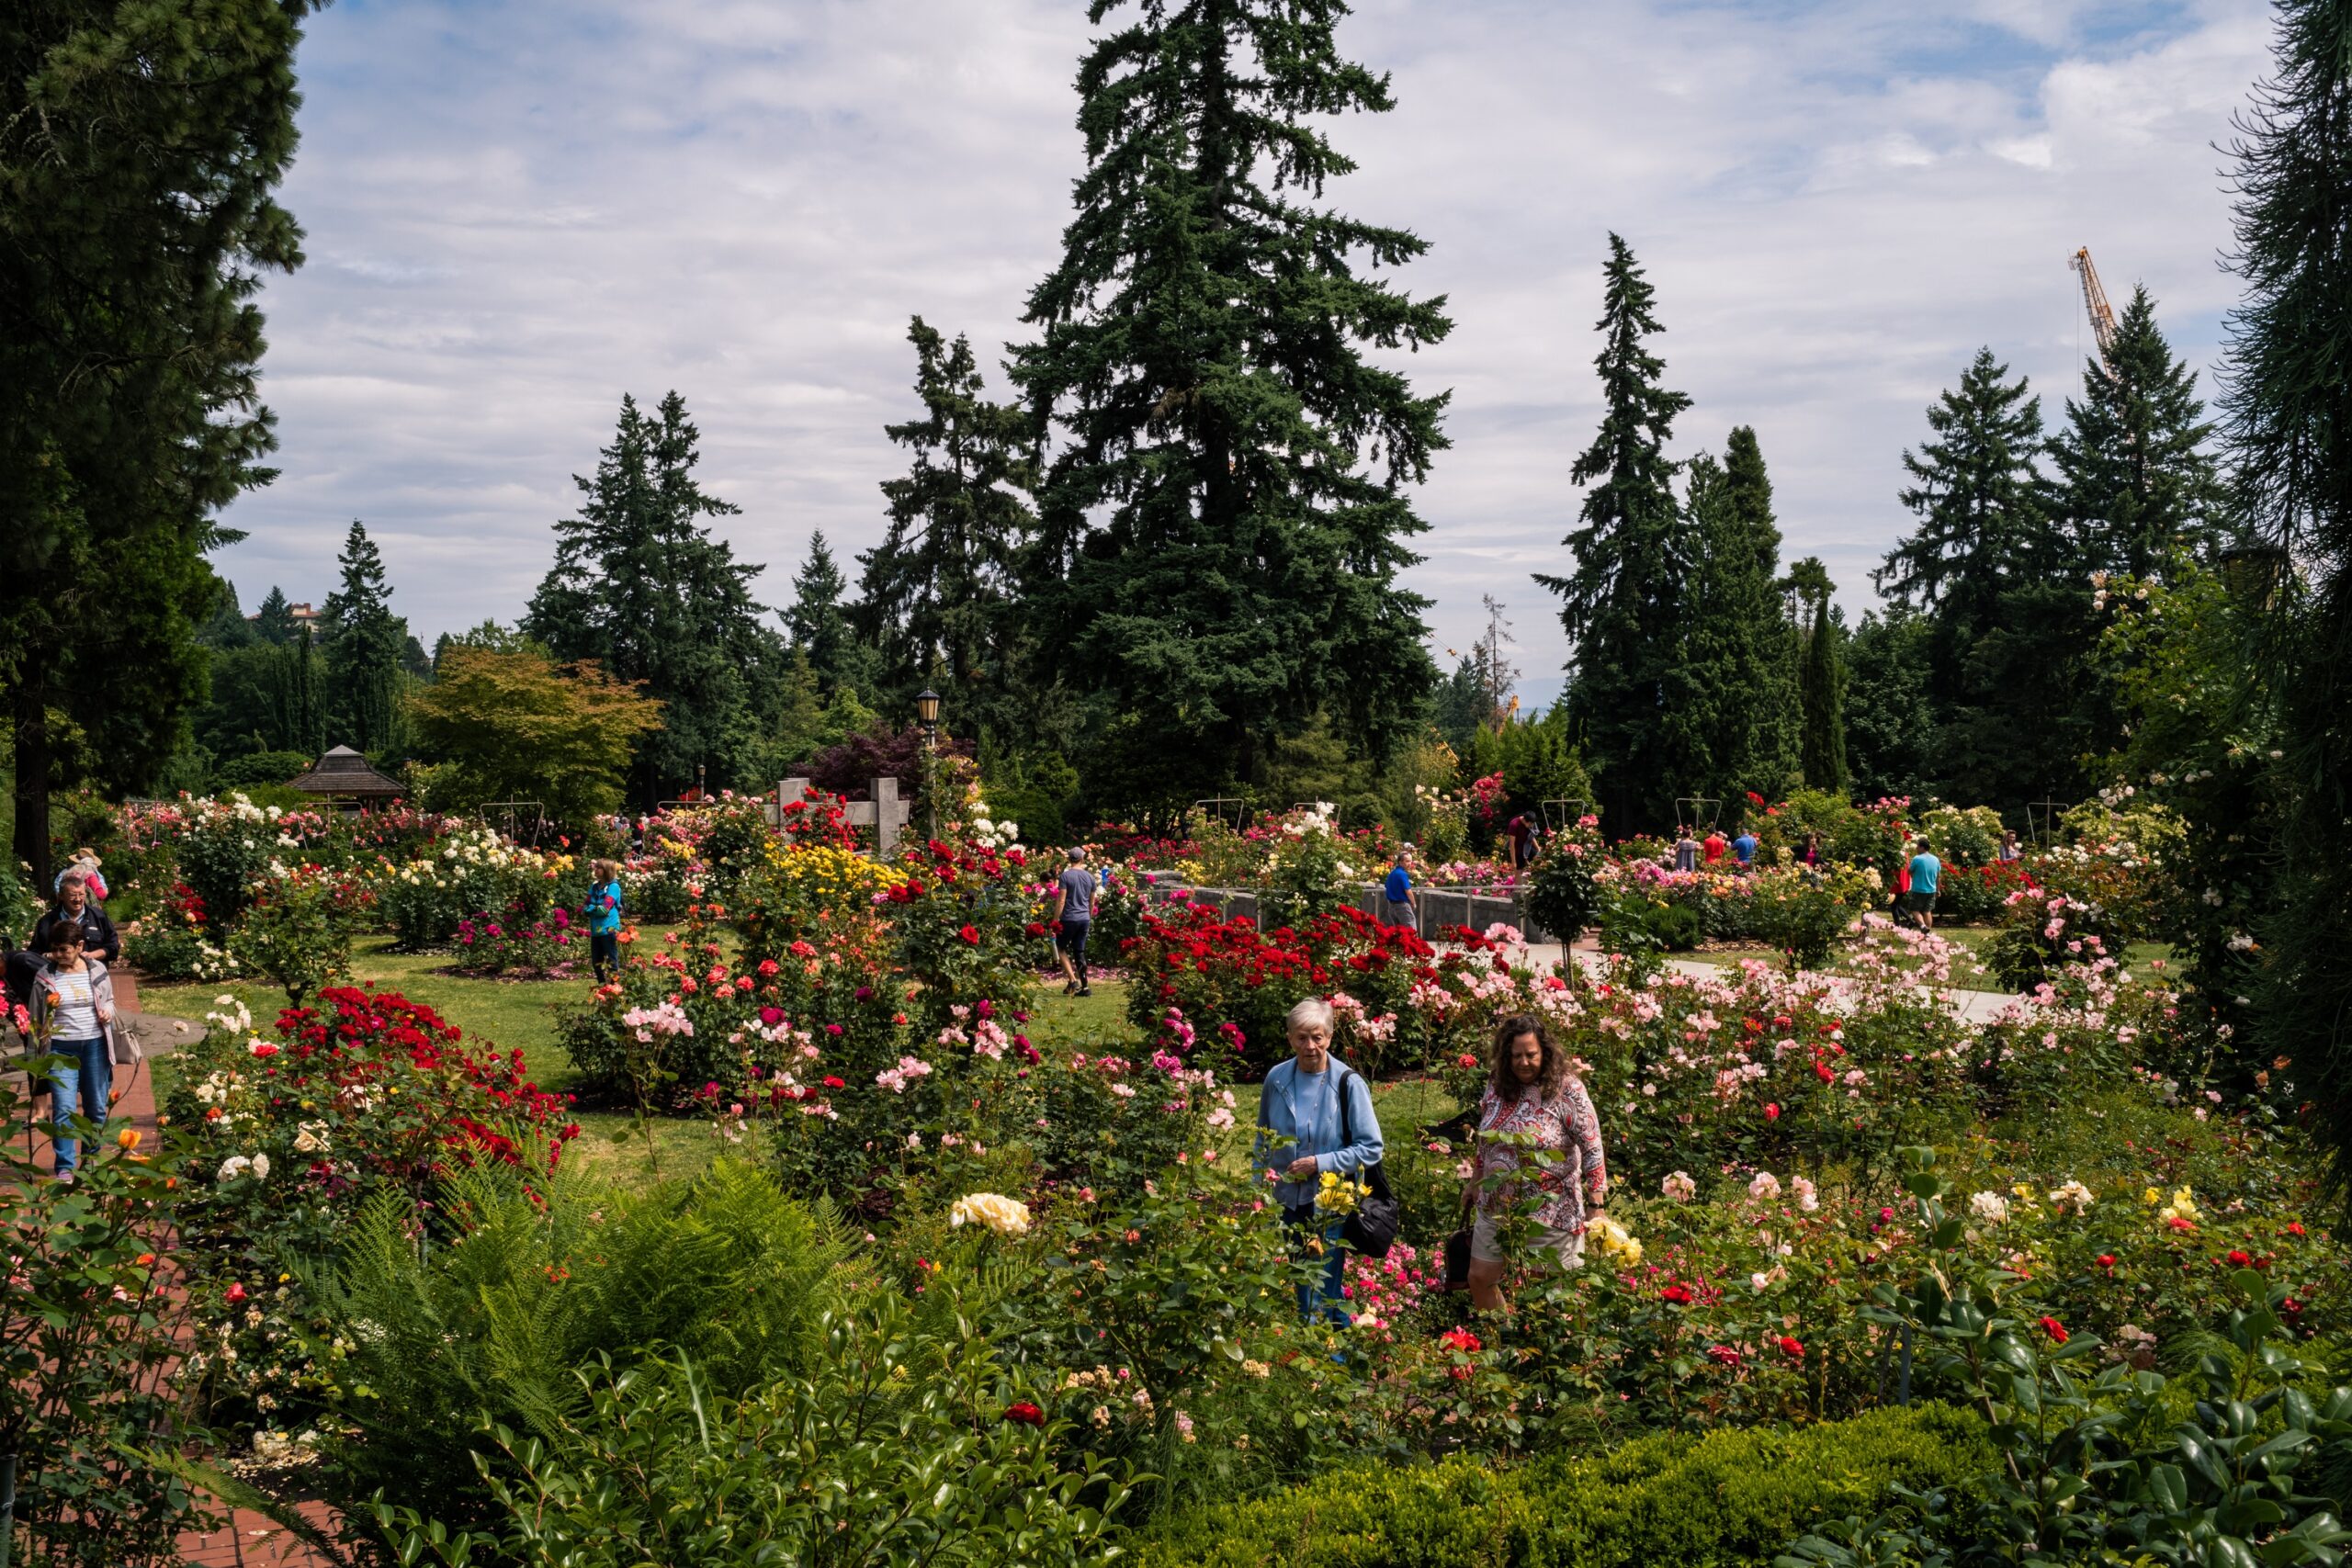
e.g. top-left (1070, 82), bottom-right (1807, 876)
top-left (1134, 1404), bottom-right (1992, 1568)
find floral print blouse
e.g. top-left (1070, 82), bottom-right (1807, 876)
top-left (1475, 1077), bottom-right (1608, 1232)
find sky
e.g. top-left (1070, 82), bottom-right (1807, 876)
top-left (217, 0), bottom-right (2278, 711)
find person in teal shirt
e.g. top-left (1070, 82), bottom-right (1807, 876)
top-left (1905, 839), bottom-right (1941, 931)
top-left (583, 860), bottom-right (625, 983)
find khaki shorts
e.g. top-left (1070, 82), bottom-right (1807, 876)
top-left (1470, 1213), bottom-right (1585, 1269)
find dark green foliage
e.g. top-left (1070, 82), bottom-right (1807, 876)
top-left (311, 1159), bottom-right (850, 1525)
top-left (1011, 0), bottom-right (1448, 803)
top-left (2222, 0), bottom-right (2352, 1202)
top-left (322, 520), bottom-right (410, 756)
top-left (1, 0), bottom-right (315, 884)
top-left (251, 586), bottom-right (299, 646)
top-left (1876, 350), bottom-right (2094, 815)
top-left (199, 578), bottom-right (254, 650)
top-left (2049, 286), bottom-right (2235, 580)
top-left (213, 750), bottom-right (313, 790)
top-left (1132, 1404), bottom-right (1993, 1568)
top-left (192, 634), bottom-right (325, 765)
top-left (1842, 612), bottom-right (1932, 804)
top-left (857, 317), bottom-right (1038, 722)
top-left (786, 529), bottom-right (866, 697)
top-left (1786, 558), bottom-right (1847, 793)
top-left (1666, 432), bottom-right (1793, 804)
top-left (1538, 235), bottom-right (1692, 832)
top-left (525, 391), bottom-right (777, 805)
top-left (1433, 653), bottom-right (1490, 755)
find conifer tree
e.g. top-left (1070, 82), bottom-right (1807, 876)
top-left (526, 391), bottom-right (768, 804)
top-left (322, 519), bottom-right (410, 755)
top-left (786, 531), bottom-right (865, 697)
top-left (858, 318), bottom-right (1037, 710)
top-left (253, 587), bottom-right (297, 646)
top-left (1721, 427), bottom-right (1800, 790)
top-left (1537, 234), bottom-right (1691, 831)
top-left (2050, 287), bottom-right (2234, 580)
top-left (3, 0), bottom-right (313, 884)
top-left (1012, 0), bottom-right (1449, 799)
top-left (2222, 0), bottom-right (2352, 1192)
top-left (1791, 568), bottom-right (1848, 795)
top-left (1876, 349), bottom-right (2084, 812)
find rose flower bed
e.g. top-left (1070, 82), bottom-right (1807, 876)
top-left (163, 987), bottom-right (579, 1429)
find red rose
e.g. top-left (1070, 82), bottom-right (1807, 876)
top-left (1776, 1335), bottom-right (1804, 1359)
top-left (2096, 1253), bottom-right (2117, 1269)
top-left (2038, 1315), bottom-right (2069, 1344)
top-left (1002, 1402), bottom-right (1045, 1427)
top-left (225, 1282), bottom-right (248, 1304)
top-left (2227, 1249), bottom-right (2253, 1268)
top-left (958, 924), bottom-right (980, 946)
top-left (1764, 1103), bottom-right (1781, 1121)
top-left (1660, 1283), bottom-right (1692, 1304)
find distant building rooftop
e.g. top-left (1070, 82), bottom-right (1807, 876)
top-left (285, 745), bottom-right (402, 803)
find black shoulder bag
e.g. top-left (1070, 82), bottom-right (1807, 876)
top-left (1336, 1066), bottom-right (1400, 1258)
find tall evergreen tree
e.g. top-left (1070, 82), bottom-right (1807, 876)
top-left (1876, 348), bottom-right (2053, 642)
top-left (199, 578), bottom-right (253, 649)
top-left (857, 318), bottom-right (1037, 712)
top-left (322, 520), bottom-right (409, 755)
top-left (2049, 287), bottom-right (2235, 580)
top-left (1877, 349), bottom-right (2086, 814)
top-left (1011, 0), bottom-right (1449, 801)
top-left (525, 391), bottom-right (768, 805)
top-left (1781, 558), bottom-right (1846, 794)
top-left (253, 586), bottom-right (298, 646)
top-left (1536, 234), bottom-right (1691, 831)
top-left (2, 0), bottom-right (313, 886)
top-left (2222, 0), bottom-right (2352, 1196)
top-left (1432, 654), bottom-right (1487, 756)
top-left (1665, 430), bottom-right (1793, 802)
top-left (786, 531), bottom-right (864, 696)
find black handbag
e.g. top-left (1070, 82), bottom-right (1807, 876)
top-left (1336, 1066), bottom-right (1400, 1258)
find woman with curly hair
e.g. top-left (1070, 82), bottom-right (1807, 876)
top-left (1464, 1014), bottom-right (1607, 1312)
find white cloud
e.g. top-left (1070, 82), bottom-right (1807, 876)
top-left (215, 0), bottom-right (2276, 693)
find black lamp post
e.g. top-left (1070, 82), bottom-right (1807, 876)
top-left (916, 688), bottom-right (941, 841)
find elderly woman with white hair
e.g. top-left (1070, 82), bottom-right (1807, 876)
top-left (1254, 996), bottom-right (1385, 1325)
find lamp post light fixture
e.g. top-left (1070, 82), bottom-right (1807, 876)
top-left (916, 689), bottom-right (942, 841)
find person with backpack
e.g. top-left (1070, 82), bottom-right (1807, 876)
top-left (1463, 1015), bottom-right (1608, 1313)
top-left (582, 860), bottom-right (624, 984)
top-left (1254, 997), bottom-right (1385, 1326)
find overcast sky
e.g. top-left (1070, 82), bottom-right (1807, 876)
top-left (216, 0), bottom-right (2276, 709)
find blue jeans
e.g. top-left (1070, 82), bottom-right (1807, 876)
top-left (48, 1035), bottom-right (110, 1175)
top-left (1283, 1202), bottom-right (1350, 1325)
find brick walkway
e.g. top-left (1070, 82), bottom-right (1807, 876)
top-left (60, 972), bottom-right (344, 1567)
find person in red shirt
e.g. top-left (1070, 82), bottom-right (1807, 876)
top-left (1702, 830), bottom-right (1727, 865)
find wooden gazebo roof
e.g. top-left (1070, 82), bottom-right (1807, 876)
top-left (285, 746), bottom-right (403, 799)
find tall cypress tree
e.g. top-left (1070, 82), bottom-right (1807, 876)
top-left (2222, 0), bottom-right (2352, 1194)
top-left (526, 391), bottom-right (766, 805)
top-left (1722, 427), bottom-right (1799, 792)
top-left (1781, 557), bottom-right (1846, 793)
top-left (2049, 286), bottom-right (2234, 580)
top-left (1012, 0), bottom-right (1449, 800)
top-left (858, 317), bottom-right (1037, 712)
top-left (1536, 234), bottom-right (1691, 831)
top-left (322, 519), bottom-right (409, 755)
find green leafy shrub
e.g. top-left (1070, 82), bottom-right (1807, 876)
top-left (1131, 1404), bottom-right (1992, 1568)
top-left (371, 1281), bottom-right (1133, 1568)
top-left (308, 1156), bottom-right (847, 1522)
top-left (1521, 816), bottom-right (1602, 942)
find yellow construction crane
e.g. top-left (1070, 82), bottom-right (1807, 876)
top-left (2070, 246), bottom-right (2120, 377)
